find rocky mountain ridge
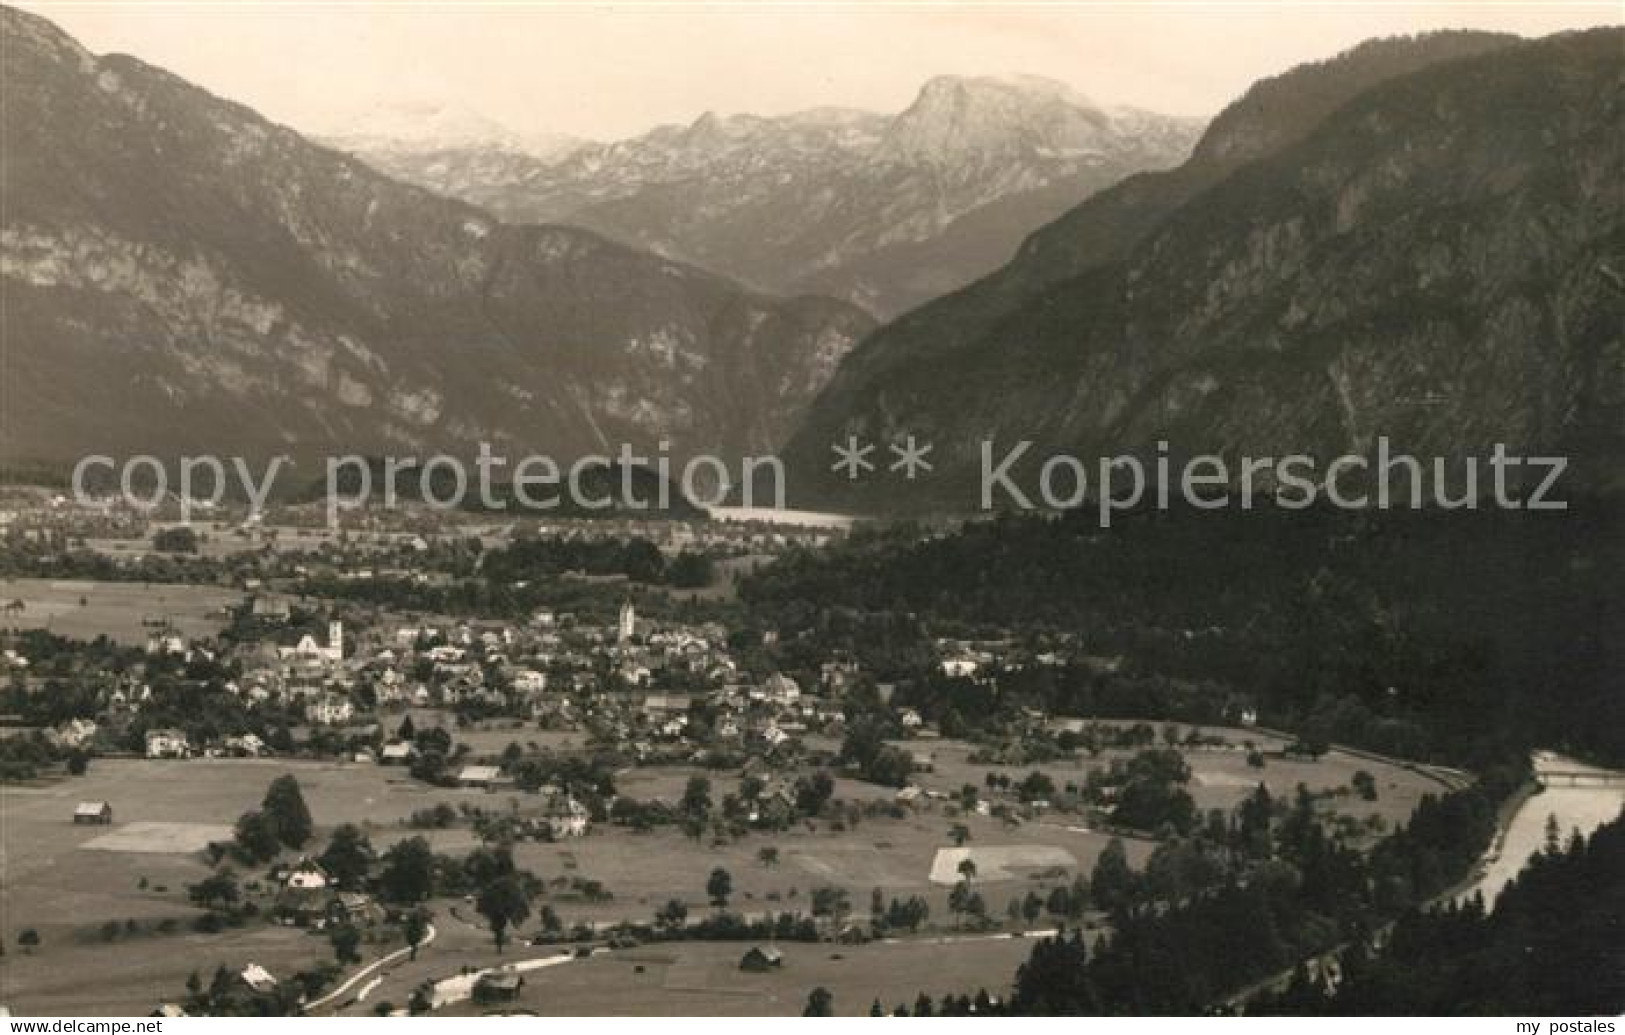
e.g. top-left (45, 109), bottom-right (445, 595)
top-left (781, 29), bottom-right (1625, 509)
top-left (0, 5), bottom-right (874, 473)
top-left (338, 75), bottom-right (1205, 317)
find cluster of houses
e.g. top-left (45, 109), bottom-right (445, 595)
top-left (32, 590), bottom-right (1159, 776)
top-left (121, 599), bottom-right (871, 763)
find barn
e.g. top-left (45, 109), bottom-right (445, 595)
top-left (739, 946), bottom-right (784, 972)
top-left (72, 801), bottom-right (113, 825)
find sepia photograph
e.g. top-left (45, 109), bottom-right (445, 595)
top-left (0, 0), bottom-right (1621, 1023)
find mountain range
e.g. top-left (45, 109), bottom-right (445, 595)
top-left (0, 5), bottom-right (873, 471)
top-left (4, 8), bottom-right (1618, 517)
top-left (333, 77), bottom-right (1205, 318)
top-left (319, 100), bottom-right (584, 164)
top-left (782, 29), bottom-right (1625, 509)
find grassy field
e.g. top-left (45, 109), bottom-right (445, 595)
top-left (0, 731), bottom-right (1447, 1015)
top-left (438, 936), bottom-right (1038, 1017)
top-left (0, 578), bottom-right (242, 646)
top-left (903, 728), bottom-right (1443, 831)
top-left (0, 758), bottom-right (504, 1015)
top-left (500, 762), bottom-right (1146, 931)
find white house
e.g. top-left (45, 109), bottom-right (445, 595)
top-left (239, 964), bottom-right (278, 994)
top-left (50, 718), bottom-right (98, 749)
top-left (379, 741), bottom-right (414, 765)
top-left (223, 733), bottom-right (267, 757)
top-left (306, 694), bottom-right (354, 725)
top-left (543, 796), bottom-right (590, 838)
top-left (457, 765), bottom-right (506, 790)
top-left (513, 669), bottom-right (547, 694)
top-left (145, 728), bottom-right (190, 759)
top-left (941, 656), bottom-right (980, 678)
top-left (283, 859), bottom-right (331, 890)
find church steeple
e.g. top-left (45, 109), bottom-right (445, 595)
top-left (618, 599), bottom-right (636, 644)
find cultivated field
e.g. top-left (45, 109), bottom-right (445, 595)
top-left (0, 578), bottom-right (242, 646)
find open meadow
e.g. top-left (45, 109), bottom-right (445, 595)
top-left (0, 578), bottom-right (242, 646)
top-left (0, 732), bottom-right (1451, 1014)
top-left (0, 758), bottom-right (504, 1014)
top-left (437, 935), bottom-right (1037, 1017)
top-left (902, 728), bottom-right (1448, 832)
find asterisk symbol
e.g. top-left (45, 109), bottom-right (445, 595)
top-left (888, 436), bottom-right (934, 479)
top-left (830, 436), bottom-right (876, 480)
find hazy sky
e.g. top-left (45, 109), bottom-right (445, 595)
top-left (18, 2), bottom-right (1623, 141)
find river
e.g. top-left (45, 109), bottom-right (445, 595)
top-left (1456, 751), bottom-right (1625, 908)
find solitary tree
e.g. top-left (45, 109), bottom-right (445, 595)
top-left (330, 923), bottom-right (362, 965)
top-left (476, 875), bottom-right (532, 953)
top-left (949, 882), bottom-right (970, 928)
top-left (188, 869), bottom-right (241, 911)
top-left (1352, 770), bottom-right (1378, 801)
top-left (319, 824), bottom-right (376, 890)
top-left (707, 867), bottom-right (733, 909)
top-left (803, 987), bottom-right (834, 1017)
top-left (379, 837), bottom-right (436, 904)
top-left (262, 774), bottom-right (313, 849)
top-left (403, 907), bottom-right (431, 961)
top-left (681, 776), bottom-right (713, 821)
top-left (1021, 890), bottom-right (1043, 927)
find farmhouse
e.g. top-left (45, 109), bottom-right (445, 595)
top-left (739, 946), bottom-right (784, 972)
top-left (72, 801), bottom-right (113, 824)
top-left (274, 886), bottom-right (332, 926)
top-left (331, 891), bottom-right (380, 926)
top-left (283, 858), bottom-right (332, 890)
